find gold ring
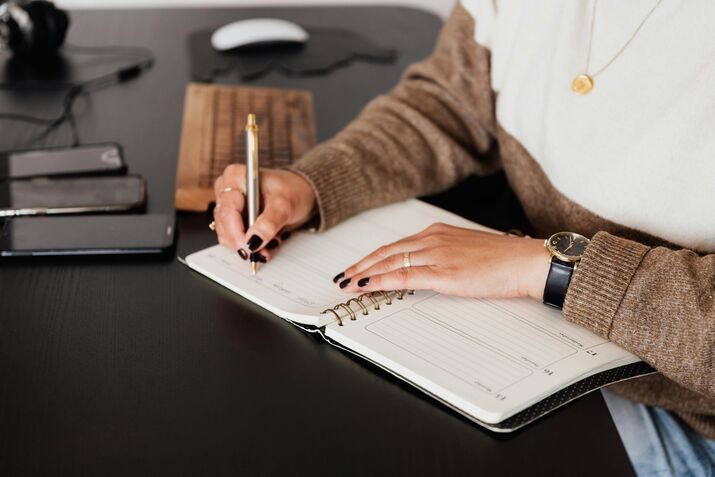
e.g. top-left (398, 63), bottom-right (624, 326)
top-left (403, 252), bottom-right (411, 268)
top-left (208, 221), bottom-right (216, 231)
top-left (221, 186), bottom-right (246, 195)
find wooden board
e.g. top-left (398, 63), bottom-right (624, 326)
top-left (175, 83), bottom-right (317, 211)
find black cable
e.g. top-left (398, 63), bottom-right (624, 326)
top-left (0, 43), bottom-right (154, 147)
top-left (35, 84), bottom-right (83, 146)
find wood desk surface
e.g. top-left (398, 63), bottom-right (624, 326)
top-left (0, 7), bottom-right (634, 476)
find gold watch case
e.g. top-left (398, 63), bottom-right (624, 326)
top-left (544, 232), bottom-right (590, 263)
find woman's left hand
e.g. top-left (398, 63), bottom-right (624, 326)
top-left (335, 223), bottom-right (552, 301)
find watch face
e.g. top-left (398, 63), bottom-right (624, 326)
top-left (548, 232), bottom-right (589, 261)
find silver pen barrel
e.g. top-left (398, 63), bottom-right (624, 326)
top-left (245, 114), bottom-right (260, 226)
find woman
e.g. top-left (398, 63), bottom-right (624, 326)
top-left (212, 1), bottom-right (714, 474)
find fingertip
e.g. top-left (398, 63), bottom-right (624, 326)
top-left (247, 234), bottom-right (264, 251)
top-left (250, 252), bottom-right (267, 264)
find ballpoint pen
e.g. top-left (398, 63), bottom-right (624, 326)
top-left (245, 113), bottom-right (260, 275)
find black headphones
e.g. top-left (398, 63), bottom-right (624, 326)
top-left (0, 0), bottom-right (69, 56)
top-left (0, 0), bottom-right (154, 147)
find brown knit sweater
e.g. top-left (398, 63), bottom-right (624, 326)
top-left (288, 3), bottom-right (715, 438)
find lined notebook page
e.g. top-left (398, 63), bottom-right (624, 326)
top-left (325, 293), bottom-right (640, 424)
top-left (185, 200), bottom-right (491, 326)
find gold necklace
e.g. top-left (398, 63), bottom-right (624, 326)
top-left (572, 0), bottom-right (664, 95)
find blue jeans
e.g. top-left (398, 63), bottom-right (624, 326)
top-left (602, 389), bottom-right (715, 476)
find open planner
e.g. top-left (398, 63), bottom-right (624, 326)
top-left (184, 199), bottom-right (653, 432)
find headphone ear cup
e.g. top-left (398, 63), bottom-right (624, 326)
top-left (24, 1), bottom-right (69, 55)
top-left (44, 1), bottom-right (69, 51)
top-left (23, 1), bottom-right (49, 54)
top-left (0, 14), bottom-right (24, 52)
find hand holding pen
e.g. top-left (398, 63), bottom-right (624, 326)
top-left (210, 115), bottom-right (317, 269)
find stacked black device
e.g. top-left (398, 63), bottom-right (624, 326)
top-left (0, 143), bottom-right (174, 257)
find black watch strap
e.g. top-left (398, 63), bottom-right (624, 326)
top-left (543, 258), bottom-right (575, 309)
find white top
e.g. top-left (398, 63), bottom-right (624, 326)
top-left (461, 0), bottom-right (715, 252)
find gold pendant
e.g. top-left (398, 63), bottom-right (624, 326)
top-left (571, 74), bottom-right (594, 95)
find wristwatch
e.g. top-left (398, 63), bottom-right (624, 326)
top-left (543, 232), bottom-right (590, 309)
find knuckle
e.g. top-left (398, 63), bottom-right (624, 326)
top-left (375, 246), bottom-right (390, 260)
top-left (263, 169), bottom-right (281, 185)
top-left (223, 164), bottom-right (237, 177)
top-left (378, 258), bottom-right (394, 274)
top-left (424, 235), bottom-right (440, 247)
top-left (226, 189), bottom-right (244, 207)
top-left (259, 217), bottom-right (279, 234)
top-left (271, 196), bottom-right (291, 213)
top-left (213, 176), bottom-right (224, 194)
top-left (431, 248), bottom-right (449, 263)
top-left (224, 163), bottom-right (243, 177)
top-left (428, 244), bottom-right (443, 256)
top-left (397, 266), bottom-right (410, 284)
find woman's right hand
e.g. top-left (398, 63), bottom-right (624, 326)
top-left (212, 164), bottom-right (317, 261)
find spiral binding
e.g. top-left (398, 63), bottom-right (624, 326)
top-left (321, 290), bottom-right (415, 326)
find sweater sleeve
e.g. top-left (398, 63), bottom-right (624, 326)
top-left (287, 2), bottom-right (499, 230)
top-left (564, 231), bottom-right (715, 400)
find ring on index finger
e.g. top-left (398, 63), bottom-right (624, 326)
top-left (221, 186), bottom-right (246, 196)
top-left (403, 252), bottom-right (411, 268)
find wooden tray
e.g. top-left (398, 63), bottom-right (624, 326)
top-left (175, 83), bottom-right (317, 211)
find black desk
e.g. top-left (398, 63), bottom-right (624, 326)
top-left (0, 7), bottom-right (634, 476)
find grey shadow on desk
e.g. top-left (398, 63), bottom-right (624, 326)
top-left (188, 27), bottom-right (397, 82)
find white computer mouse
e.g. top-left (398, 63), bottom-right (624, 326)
top-left (211, 18), bottom-right (309, 52)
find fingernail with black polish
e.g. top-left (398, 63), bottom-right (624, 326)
top-left (250, 252), bottom-right (267, 263)
top-left (339, 278), bottom-right (351, 289)
top-left (238, 249), bottom-right (248, 260)
top-left (266, 239), bottom-right (279, 250)
top-left (280, 231), bottom-right (292, 241)
top-left (357, 277), bottom-right (370, 287)
top-left (333, 272), bottom-right (345, 283)
top-left (247, 235), bottom-right (263, 251)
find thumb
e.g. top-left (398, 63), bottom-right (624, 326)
top-left (242, 197), bottom-right (291, 253)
